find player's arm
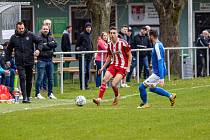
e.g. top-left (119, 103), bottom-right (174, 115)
top-left (126, 50), bottom-right (132, 73)
top-left (155, 44), bottom-right (164, 85)
top-left (98, 54), bottom-right (112, 75)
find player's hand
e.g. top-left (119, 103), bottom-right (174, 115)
top-left (98, 69), bottom-right (103, 76)
top-left (126, 67), bottom-right (130, 74)
top-left (34, 50), bottom-right (40, 57)
top-left (159, 79), bottom-right (164, 87)
top-left (4, 70), bottom-right (10, 76)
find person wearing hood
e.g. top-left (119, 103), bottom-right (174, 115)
top-left (5, 21), bottom-right (42, 103)
top-left (35, 24), bottom-right (57, 100)
top-left (61, 25), bottom-right (72, 57)
top-left (75, 22), bottom-right (93, 90)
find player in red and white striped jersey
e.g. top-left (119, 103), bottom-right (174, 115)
top-left (93, 26), bottom-right (132, 106)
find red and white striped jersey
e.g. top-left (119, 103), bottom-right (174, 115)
top-left (107, 38), bottom-right (131, 69)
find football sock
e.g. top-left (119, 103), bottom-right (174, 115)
top-left (112, 86), bottom-right (119, 97)
top-left (139, 83), bottom-right (147, 104)
top-left (98, 83), bottom-right (107, 99)
top-left (149, 87), bottom-right (171, 98)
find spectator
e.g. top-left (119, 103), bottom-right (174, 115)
top-left (95, 32), bottom-right (108, 87)
top-left (145, 25), bottom-right (152, 68)
top-left (76, 22), bottom-right (93, 90)
top-left (5, 21), bottom-right (42, 103)
top-left (61, 25), bottom-right (72, 57)
top-left (195, 30), bottom-right (210, 77)
top-left (35, 25), bottom-right (57, 99)
top-left (133, 26), bottom-right (151, 79)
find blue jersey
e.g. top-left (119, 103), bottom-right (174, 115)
top-left (151, 40), bottom-right (166, 79)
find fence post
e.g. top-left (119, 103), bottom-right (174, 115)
top-left (101, 52), bottom-right (104, 84)
top-left (207, 47), bottom-right (209, 76)
top-left (194, 49), bottom-right (197, 78)
top-left (82, 53), bottom-right (85, 90)
top-left (60, 54), bottom-right (64, 94)
top-left (137, 50), bottom-right (140, 83)
top-left (167, 49), bottom-right (171, 81)
top-left (181, 49), bottom-right (184, 79)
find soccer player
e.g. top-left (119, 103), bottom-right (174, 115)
top-left (137, 29), bottom-right (176, 109)
top-left (93, 26), bottom-right (132, 106)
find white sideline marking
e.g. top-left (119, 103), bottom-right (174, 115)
top-left (1, 84), bottom-right (210, 114)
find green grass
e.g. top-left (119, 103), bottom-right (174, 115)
top-left (1, 77), bottom-right (210, 140)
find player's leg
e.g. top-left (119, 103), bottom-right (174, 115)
top-left (111, 73), bottom-right (123, 105)
top-left (93, 70), bottom-right (113, 105)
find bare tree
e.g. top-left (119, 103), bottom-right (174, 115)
top-left (153, 0), bottom-right (187, 75)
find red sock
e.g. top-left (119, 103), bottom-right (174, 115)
top-left (112, 86), bottom-right (119, 97)
top-left (98, 83), bottom-right (106, 99)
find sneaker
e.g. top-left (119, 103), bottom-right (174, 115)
top-left (35, 93), bottom-right (45, 99)
top-left (112, 97), bottom-right (119, 106)
top-left (137, 103), bottom-right (151, 109)
top-left (169, 93), bottom-right (176, 106)
top-left (48, 93), bottom-right (57, 99)
top-left (124, 84), bottom-right (130, 87)
top-left (93, 98), bottom-right (101, 106)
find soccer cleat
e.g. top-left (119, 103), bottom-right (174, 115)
top-left (169, 93), bottom-right (176, 106)
top-left (112, 97), bottom-right (119, 106)
top-left (93, 98), bottom-right (101, 106)
top-left (137, 103), bottom-right (151, 109)
top-left (48, 93), bottom-right (57, 99)
top-left (35, 93), bottom-right (45, 99)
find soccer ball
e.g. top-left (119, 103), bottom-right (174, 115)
top-left (75, 95), bottom-right (86, 106)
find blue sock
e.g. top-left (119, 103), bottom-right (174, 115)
top-left (149, 87), bottom-right (171, 98)
top-left (139, 83), bottom-right (147, 104)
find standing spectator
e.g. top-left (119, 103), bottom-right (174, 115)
top-left (93, 26), bottom-right (132, 106)
top-left (126, 27), bottom-right (136, 82)
top-left (61, 25), bottom-right (72, 57)
top-left (5, 21), bottom-right (42, 103)
top-left (76, 22), bottom-right (93, 90)
top-left (35, 25), bottom-right (57, 99)
top-left (145, 25), bottom-right (152, 68)
top-left (133, 26), bottom-right (151, 79)
top-left (195, 30), bottom-right (210, 77)
top-left (95, 32), bottom-right (108, 87)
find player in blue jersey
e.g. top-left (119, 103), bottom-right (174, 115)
top-left (137, 29), bottom-right (176, 109)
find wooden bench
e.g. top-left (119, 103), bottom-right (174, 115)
top-left (58, 67), bottom-right (97, 83)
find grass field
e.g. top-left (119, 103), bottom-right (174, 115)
top-left (1, 77), bottom-right (210, 140)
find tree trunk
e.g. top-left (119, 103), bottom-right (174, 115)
top-left (153, 0), bottom-right (186, 76)
top-left (86, 0), bottom-right (112, 50)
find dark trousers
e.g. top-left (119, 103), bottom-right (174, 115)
top-left (17, 65), bottom-right (33, 101)
top-left (197, 53), bottom-right (206, 77)
top-left (79, 58), bottom-right (91, 90)
top-left (126, 57), bottom-right (137, 82)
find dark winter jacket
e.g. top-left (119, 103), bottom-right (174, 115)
top-left (61, 31), bottom-right (71, 52)
top-left (6, 30), bottom-right (42, 66)
top-left (37, 33), bottom-right (57, 61)
top-left (133, 34), bottom-right (151, 58)
top-left (195, 35), bottom-right (209, 55)
top-left (75, 31), bottom-right (93, 59)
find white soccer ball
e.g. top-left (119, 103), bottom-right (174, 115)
top-left (75, 95), bottom-right (86, 106)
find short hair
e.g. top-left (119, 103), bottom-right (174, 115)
top-left (122, 25), bottom-right (128, 28)
top-left (109, 26), bottom-right (117, 31)
top-left (43, 19), bottom-right (51, 24)
top-left (16, 21), bottom-right (24, 28)
top-left (66, 25), bottom-right (72, 30)
top-left (149, 29), bottom-right (158, 38)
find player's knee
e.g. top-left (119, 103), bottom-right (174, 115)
top-left (149, 88), bottom-right (156, 92)
top-left (139, 83), bottom-right (146, 91)
top-left (111, 82), bottom-right (117, 88)
top-left (102, 78), bottom-right (108, 84)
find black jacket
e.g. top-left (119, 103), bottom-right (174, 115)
top-left (133, 34), bottom-right (151, 57)
top-left (195, 35), bottom-right (209, 54)
top-left (61, 32), bottom-right (71, 52)
top-left (75, 31), bottom-right (93, 59)
top-left (37, 33), bottom-right (57, 61)
top-left (6, 30), bottom-right (42, 66)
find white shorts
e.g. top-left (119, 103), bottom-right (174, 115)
top-left (143, 73), bottom-right (160, 88)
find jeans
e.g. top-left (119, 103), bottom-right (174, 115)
top-left (95, 60), bottom-right (105, 87)
top-left (126, 57), bottom-right (137, 82)
top-left (35, 60), bottom-right (54, 96)
top-left (17, 65), bottom-right (33, 101)
top-left (41, 72), bottom-right (47, 90)
top-left (5, 68), bottom-right (16, 93)
top-left (139, 56), bottom-right (149, 79)
top-left (79, 58), bottom-right (91, 90)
